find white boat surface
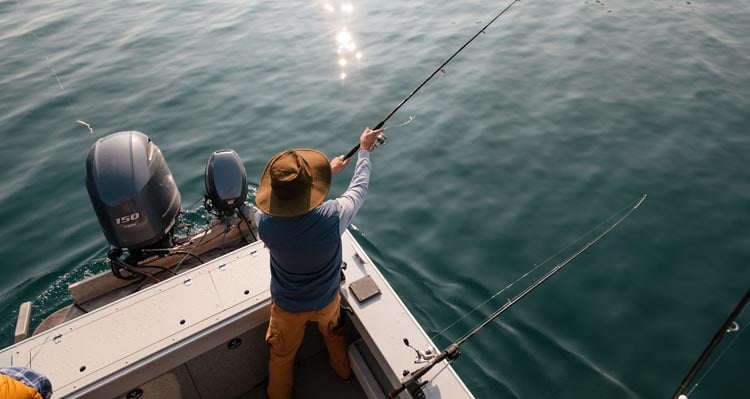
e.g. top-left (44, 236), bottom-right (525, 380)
top-left (1, 221), bottom-right (474, 399)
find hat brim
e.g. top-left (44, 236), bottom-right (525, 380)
top-left (255, 149), bottom-right (331, 217)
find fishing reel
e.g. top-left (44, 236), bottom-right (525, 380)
top-left (402, 338), bottom-right (437, 364)
top-left (392, 342), bottom-right (461, 399)
top-left (370, 131), bottom-right (387, 151)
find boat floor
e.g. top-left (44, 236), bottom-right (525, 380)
top-left (239, 349), bottom-right (366, 399)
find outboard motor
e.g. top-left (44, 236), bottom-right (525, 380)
top-left (86, 131), bottom-right (181, 253)
top-left (204, 149), bottom-right (255, 242)
top-left (204, 149), bottom-right (248, 214)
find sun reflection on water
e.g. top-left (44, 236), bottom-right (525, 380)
top-left (322, 2), bottom-right (362, 81)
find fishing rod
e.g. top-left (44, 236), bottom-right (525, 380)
top-left (388, 194), bottom-right (647, 399)
top-left (672, 288), bottom-right (749, 399)
top-left (343, 0), bottom-right (521, 160)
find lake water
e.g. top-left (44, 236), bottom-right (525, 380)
top-left (1, 0), bottom-right (748, 397)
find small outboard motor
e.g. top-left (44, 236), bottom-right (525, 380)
top-left (204, 149), bottom-right (256, 244)
top-left (204, 149), bottom-right (248, 214)
top-left (86, 131), bottom-right (181, 252)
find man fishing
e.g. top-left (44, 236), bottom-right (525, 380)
top-left (255, 127), bottom-right (381, 399)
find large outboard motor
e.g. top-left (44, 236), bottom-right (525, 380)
top-left (86, 131), bottom-right (181, 252)
top-left (204, 149), bottom-right (248, 214)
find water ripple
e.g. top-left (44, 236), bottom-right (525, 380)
top-left (1, 1), bottom-right (749, 398)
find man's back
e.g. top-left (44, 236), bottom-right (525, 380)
top-left (258, 200), bottom-right (342, 312)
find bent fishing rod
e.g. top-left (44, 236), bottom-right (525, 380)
top-left (672, 287), bottom-right (750, 399)
top-left (343, 0), bottom-right (521, 160)
top-left (387, 194), bottom-right (647, 399)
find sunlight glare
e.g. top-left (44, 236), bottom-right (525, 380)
top-left (322, 4), bottom-right (364, 82)
top-left (336, 29), bottom-right (352, 45)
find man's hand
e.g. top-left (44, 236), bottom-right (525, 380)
top-left (330, 155), bottom-right (350, 175)
top-left (333, 127), bottom-right (384, 174)
top-left (359, 127), bottom-right (384, 151)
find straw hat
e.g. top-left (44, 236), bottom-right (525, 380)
top-left (255, 149), bottom-right (332, 217)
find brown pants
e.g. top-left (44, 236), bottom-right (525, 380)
top-left (266, 294), bottom-right (351, 399)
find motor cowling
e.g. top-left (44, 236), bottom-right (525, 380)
top-left (86, 131), bottom-right (181, 250)
top-left (204, 149), bottom-right (248, 213)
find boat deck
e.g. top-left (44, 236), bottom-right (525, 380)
top-left (1, 231), bottom-right (474, 398)
top-left (117, 319), bottom-right (368, 399)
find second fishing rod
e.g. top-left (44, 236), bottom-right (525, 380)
top-left (343, 0), bottom-right (522, 160)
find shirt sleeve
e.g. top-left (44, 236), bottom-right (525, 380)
top-left (336, 150), bottom-right (371, 235)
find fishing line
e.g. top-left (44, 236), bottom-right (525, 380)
top-left (685, 318), bottom-right (747, 397)
top-left (15, 0), bottom-right (94, 134)
top-left (674, 288), bottom-right (750, 398)
top-left (388, 195), bottom-right (647, 398)
top-left (343, 0), bottom-right (522, 160)
top-left (430, 195), bottom-right (646, 342)
top-left (383, 115), bottom-right (415, 131)
top-left (454, 195), bottom-right (645, 346)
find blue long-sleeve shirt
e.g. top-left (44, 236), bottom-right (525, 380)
top-left (257, 150), bottom-right (370, 312)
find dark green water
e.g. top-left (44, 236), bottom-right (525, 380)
top-left (1, 1), bottom-right (748, 397)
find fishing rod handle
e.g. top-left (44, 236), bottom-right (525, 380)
top-left (343, 144), bottom-right (360, 160)
top-left (343, 121), bottom-right (386, 160)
